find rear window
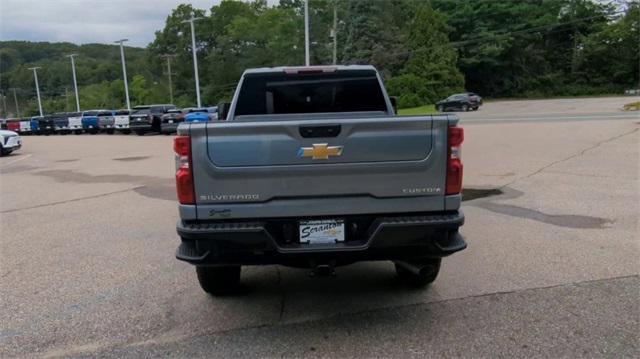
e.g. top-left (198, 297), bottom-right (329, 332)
top-left (115, 110), bottom-right (129, 115)
top-left (234, 70), bottom-right (388, 116)
top-left (83, 111), bottom-right (99, 116)
top-left (98, 111), bottom-right (113, 117)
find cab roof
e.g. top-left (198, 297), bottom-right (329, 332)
top-left (242, 65), bottom-right (377, 76)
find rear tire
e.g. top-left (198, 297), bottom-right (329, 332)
top-left (395, 258), bottom-right (441, 287)
top-left (196, 266), bottom-right (241, 295)
top-left (462, 104), bottom-right (469, 112)
top-left (438, 105), bottom-right (444, 112)
top-left (135, 130), bottom-right (145, 136)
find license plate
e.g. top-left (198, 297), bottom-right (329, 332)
top-left (299, 219), bottom-right (345, 244)
top-left (168, 120), bottom-right (174, 124)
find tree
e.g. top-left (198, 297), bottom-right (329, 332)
top-left (399, 2), bottom-right (464, 103)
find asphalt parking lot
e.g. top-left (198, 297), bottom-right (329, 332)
top-left (1, 97), bottom-right (638, 357)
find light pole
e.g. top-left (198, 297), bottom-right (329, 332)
top-left (182, 17), bottom-right (203, 108)
top-left (9, 88), bottom-right (20, 117)
top-left (331, 1), bottom-right (337, 65)
top-left (160, 54), bottom-right (176, 104)
top-left (28, 67), bottom-right (43, 117)
top-left (114, 39), bottom-right (131, 110)
top-left (66, 53), bottom-right (81, 112)
top-left (304, 0), bottom-right (310, 66)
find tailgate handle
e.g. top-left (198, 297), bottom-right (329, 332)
top-left (299, 125), bottom-right (341, 138)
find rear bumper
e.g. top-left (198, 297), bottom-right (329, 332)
top-left (129, 123), bottom-right (152, 131)
top-left (161, 123), bottom-right (179, 133)
top-left (176, 211), bottom-right (466, 266)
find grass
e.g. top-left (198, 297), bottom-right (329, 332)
top-left (623, 101), bottom-right (640, 111)
top-left (398, 104), bottom-right (438, 115)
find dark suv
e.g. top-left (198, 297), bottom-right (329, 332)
top-left (129, 104), bottom-right (176, 135)
top-left (160, 108), bottom-right (189, 135)
top-left (436, 93), bottom-right (481, 112)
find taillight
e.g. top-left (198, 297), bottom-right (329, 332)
top-left (446, 126), bottom-right (464, 195)
top-left (174, 136), bottom-right (195, 204)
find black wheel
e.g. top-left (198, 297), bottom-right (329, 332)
top-left (0, 145), bottom-right (5, 157)
top-left (473, 107), bottom-right (479, 111)
top-left (107, 129), bottom-right (115, 135)
top-left (74, 130), bottom-right (82, 135)
top-left (462, 104), bottom-right (469, 112)
top-left (395, 258), bottom-right (441, 287)
top-left (121, 129), bottom-right (131, 135)
top-left (438, 105), bottom-right (445, 112)
top-left (135, 130), bottom-right (145, 136)
top-left (196, 266), bottom-right (241, 295)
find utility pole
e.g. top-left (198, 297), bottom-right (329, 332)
top-left (9, 88), bottom-right (20, 117)
top-left (114, 39), bottom-right (131, 110)
top-left (304, 0), bottom-right (310, 66)
top-left (64, 87), bottom-right (70, 111)
top-left (331, 1), bottom-right (337, 65)
top-left (160, 54), bottom-right (176, 104)
top-left (66, 53), bottom-right (81, 112)
top-left (28, 67), bottom-right (43, 117)
top-left (182, 17), bottom-right (204, 107)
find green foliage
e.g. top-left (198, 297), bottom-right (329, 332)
top-left (397, 104), bottom-right (438, 115)
top-left (1, 0), bottom-right (638, 117)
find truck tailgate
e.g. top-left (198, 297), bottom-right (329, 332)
top-left (188, 115), bottom-right (454, 219)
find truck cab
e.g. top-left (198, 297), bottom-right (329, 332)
top-left (81, 110), bottom-right (101, 134)
top-left (53, 113), bottom-right (70, 134)
top-left (19, 118), bottom-right (32, 134)
top-left (114, 109), bottom-right (130, 133)
top-left (174, 65), bottom-right (466, 294)
top-left (67, 112), bottom-right (83, 134)
top-left (97, 110), bottom-right (116, 134)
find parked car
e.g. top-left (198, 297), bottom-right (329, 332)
top-left (436, 93), bottom-right (480, 112)
top-left (160, 108), bottom-right (187, 135)
top-left (184, 106), bottom-right (218, 122)
top-left (30, 117), bottom-right (41, 135)
top-left (67, 112), bottom-right (83, 134)
top-left (19, 118), bottom-right (32, 134)
top-left (175, 65), bottom-right (466, 294)
top-left (81, 110), bottom-right (101, 134)
top-left (36, 115), bottom-right (55, 135)
top-left (129, 104), bottom-right (176, 136)
top-left (464, 92), bottom-right (483, 105)
top-left (113, 109), bottom-right (130, 134)
top-left (6, 119), bottom-right (21, 132)
top-left (97, 110), bottom-right (116, 134)
top-left (0, 129), bottom-right (22, 156)
top-left (53, 113), bottom-right (71, 134)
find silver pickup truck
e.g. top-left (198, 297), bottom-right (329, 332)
top-left (174, 65), bottom-right (466, 295)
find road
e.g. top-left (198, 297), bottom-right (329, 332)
top-left (1, 97), bottom-right (638, 357)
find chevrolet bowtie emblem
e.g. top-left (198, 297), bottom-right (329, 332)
top-left (297, 143), bottom-right (343, 160)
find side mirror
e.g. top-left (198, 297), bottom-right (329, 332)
top-left (218, 102), bottom-right (231, 121)
top-left (389, 96), bottom-right (398, 115)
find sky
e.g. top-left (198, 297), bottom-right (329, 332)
top-left (0, 0), bottom-right (238, 48)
